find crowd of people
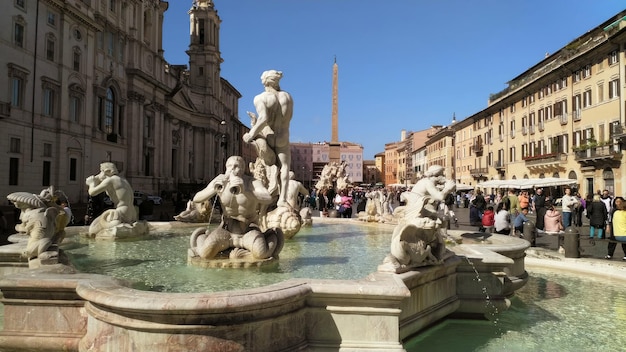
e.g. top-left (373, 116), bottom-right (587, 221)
top-left (461, 186), bottom-right (626, 261)
top-left (302, 186), bottom-right (406, 219)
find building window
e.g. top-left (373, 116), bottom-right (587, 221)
top-left (609, 50), bottom-right (618, 65)
top-left (109, 0), bottom-right (116, 12)
top-left (69, 95), bottom-right (80, 122)
top-left (573, 70), bottom-right (581, 82)
top-left (105, 88), bottom-right (115, 134)
top-left (96, 31), bottom-right (103, 50)
top-left (73, 48), bottom-right (81, 71)
top-left (118, 38), bottom-right (125, 61)
top-left (597, 82), bottom-right (604, 103)
top-left (11, 77), bottom-right (23, 107)
top-left (14, 21), bottom-right (25, 48)
top-left (582, 65), bottom-right (591, 78)
top-left (42, 161), bottom-right (51, 186)
top-left (609, 79), bottom-right (620, 99)
top-left (15, 0), bottom-right (25, 9)
top-left (43, 143), bottom-right (52, 157)
top-left (9, 157), bottom-right (19, 185)
top-left (10, 137), bottom-right (21, 153)
top-left (43, 88), bottom-right (55, 116)
top-left (46, 34), bottom-right (56, 61)
top-left (69, 157), bottom-right (77, 181)
top-left (68, 83), bottom-right (84, 123)
top-left (47, 11), bottom-right (56, 26)
top-left (144, 115), bottom-right (153, 138)
top-left (106, 31), bottom-right (116, 57)
top-left (583, 90), bottom-right (592, 108)
top-left (546, 105), bottom-right (553, 119)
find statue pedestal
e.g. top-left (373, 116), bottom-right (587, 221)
top-left (187, 250), bottom-right (279, 268)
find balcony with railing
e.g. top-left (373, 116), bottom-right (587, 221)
top-left (470, 167), bottom-right (489, 179)
top-left (523, 152), bottom-right (568, 168)
top-left (538, 121), bottom-right (544, 132)
top-left (529, 125), bottom-right (535, 134)
top-left (572, 110), bottom-right (582, 121)
top-left (521, 126), bottom-right (528, 135)
top-left (559, 113), bottom-right (568, 125)
top-left (473, 141), bottom-right (483, 156)
top-left (574, 142), bottom-right (622, 167)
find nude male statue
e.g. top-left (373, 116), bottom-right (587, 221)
top-left (86, 162), bottom-right (137, 235)
top-left (190, 156), bottom-right (282, 260)
top-left (286, 171), bottom-right (309, 210)
top-left (243, 70), bottom-right (294, 208)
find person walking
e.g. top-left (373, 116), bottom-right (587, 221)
top-left (444, 191), bottom-right (458, 226)
top-left (574, 192), bottom-right (585, 227)
top-left (506, 189), bottom-right (520, 216)
top-left (561, 186), bottom-right (579, 228)
top-left (587, 194), bottom-right (608, 240)
top-left (606, 197), bottom-right (626, 260)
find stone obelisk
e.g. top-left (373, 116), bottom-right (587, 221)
top-left (329, 57), bottom-right (341, 163)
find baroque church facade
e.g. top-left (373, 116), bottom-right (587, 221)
top-left (1, 0), bottom-right (243, 203)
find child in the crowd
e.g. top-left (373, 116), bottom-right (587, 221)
top-left (481, 205), bottom-right (495, 233)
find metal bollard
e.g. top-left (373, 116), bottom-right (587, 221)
top-left (523, 220), bottom-right (536, 246)
top-left (563, 227), bottom-right (580, 258)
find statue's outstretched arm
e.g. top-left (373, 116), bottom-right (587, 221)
top-left (194, 176), bottom-right (223, 203)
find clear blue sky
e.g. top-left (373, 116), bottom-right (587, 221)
top-left (162, 1), bottom-right (625, 159)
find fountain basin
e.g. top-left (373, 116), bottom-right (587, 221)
top-left (0, 219), bottom-right (530, 351)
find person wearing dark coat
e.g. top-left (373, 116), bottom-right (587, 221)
top-left (532, 188), bottom-right (547, 230)
top-left (587, 194), bottom-right (608, 239)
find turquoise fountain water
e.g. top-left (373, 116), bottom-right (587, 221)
top-left (406, 268), bottom-right (626, 351)
top-left (62, 221), bottom-right (393, 293)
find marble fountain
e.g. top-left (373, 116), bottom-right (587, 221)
top-left (0, 71), bottom-right (531, 351)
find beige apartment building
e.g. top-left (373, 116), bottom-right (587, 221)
top-left (454, 10), bottom-right (626, 197)
top-left (1, 0), bottom-right (246, 203)
top-left (382, 10), bottom-right (626, 196)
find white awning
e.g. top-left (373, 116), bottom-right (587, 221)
top-left (455, 183), bottom-right (475, 191)
top-left (477, 178), bottom-right (577, 189)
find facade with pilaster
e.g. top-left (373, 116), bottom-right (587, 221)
top-left (1, 0), bottom-right (245, 203)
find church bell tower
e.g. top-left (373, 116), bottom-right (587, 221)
top-left (187, 0), bottom-right (222, 94)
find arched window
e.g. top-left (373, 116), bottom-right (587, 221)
top-left (105, 88), bottom-right (114, 134)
